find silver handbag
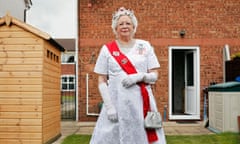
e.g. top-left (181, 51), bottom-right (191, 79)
top-left (144, 111), bottom-right (162, 129)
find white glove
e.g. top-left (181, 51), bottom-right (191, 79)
top-left (143, 72), bottom-right (158, 84)
top-left (98, 83), bottom-right (118, 122)
top-left (121, 73), bottom-right (145, 88)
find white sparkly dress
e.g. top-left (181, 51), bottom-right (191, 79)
top-left (90, 39), bottom-right (167, 144)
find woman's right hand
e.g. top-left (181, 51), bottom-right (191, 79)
top-left (121, 73), bottom-right (144, 88)
top-left (106, 106), bottom-right (118, 122)
top-left (98, 75), bottom-right (118, 122)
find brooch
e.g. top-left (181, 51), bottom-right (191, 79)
top-left (138, 44), bottom-right (145, 55)
top-left (121, 58), bottom-right (128, 64)
top-left (113, 51), bottom-right (120, 56)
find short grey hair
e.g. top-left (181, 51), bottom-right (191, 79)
top-left (111, 7), bottom-right (138, 35)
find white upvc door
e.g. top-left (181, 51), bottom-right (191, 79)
top-left (169, 46), bottom-right (200, 120)
top-left (184, 51), bottom-right (197, 115)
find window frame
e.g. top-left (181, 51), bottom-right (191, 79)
top-left (61, 75), bottom-right (76, 91)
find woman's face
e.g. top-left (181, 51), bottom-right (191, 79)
top-left (116, 15), bottom-right (134, 39)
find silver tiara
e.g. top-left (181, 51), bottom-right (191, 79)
top-left (112, 7), bottom-right (135, 21)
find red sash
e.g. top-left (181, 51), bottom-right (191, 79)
top-left (106, 41), bottom-right (158, 143)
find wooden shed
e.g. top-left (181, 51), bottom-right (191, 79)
top-left (0, 14), bottom-right (64, 144)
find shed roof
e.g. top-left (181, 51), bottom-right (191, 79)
top-left (0, 14), bottom-right (65, 52)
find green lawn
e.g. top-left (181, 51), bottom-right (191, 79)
top-left (62, 132), bottom-right (240, 144)
top-left (167, 132), bottom-right (239, 144)
top-left (62, 135), bottom-right (91, 144)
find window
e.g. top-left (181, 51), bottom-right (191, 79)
top-left (61, 75), bottom-right (75, 91)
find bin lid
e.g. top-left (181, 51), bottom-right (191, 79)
top-left (208, 81), bottom-right (240, 92)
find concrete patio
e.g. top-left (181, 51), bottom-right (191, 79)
top-left (53, 121), bottom-right (214, 144)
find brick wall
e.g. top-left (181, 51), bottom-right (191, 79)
top-left (78, 0), bottom-right (240, 121)
top-left (61, 64), bottom-right (75, 75)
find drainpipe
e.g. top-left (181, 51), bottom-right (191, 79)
top-left (223, 44), bottom-right (230, 82)
top-left (24, 9), bottom-right (27, 22)
top-left (24, 0), bottom-right (32, 22)
top-left (74, 0), bottom-right (79, 121)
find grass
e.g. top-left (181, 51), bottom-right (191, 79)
top-left (62, 134), bottom-right (91, 144)
top-left (62, 132), bottom-right (240, 144)
top-left (61, 95), bottom-right (75, 102)
top-left (167, 132), bottom-right (240, 144)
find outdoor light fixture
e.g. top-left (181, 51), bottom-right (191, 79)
top-left (179, 30), bottom-right (185, 38)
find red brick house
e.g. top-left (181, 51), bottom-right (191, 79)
top-left (57, 39), bottom-right (76, 94)
top-left (56, 39), bottom-right (77, 120)
top-left (77, 0), bottom-right (240, 122)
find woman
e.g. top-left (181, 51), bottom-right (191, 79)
top-left (90, 7), bottom-right (166, 144)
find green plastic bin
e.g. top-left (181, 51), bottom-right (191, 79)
top-left (208, 81), bottom-right (240, 92)
top-left (208, 81), bottom-right (240, 133)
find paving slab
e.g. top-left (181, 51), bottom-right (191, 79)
top-left (53, 121), bottom-right (213, 144)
